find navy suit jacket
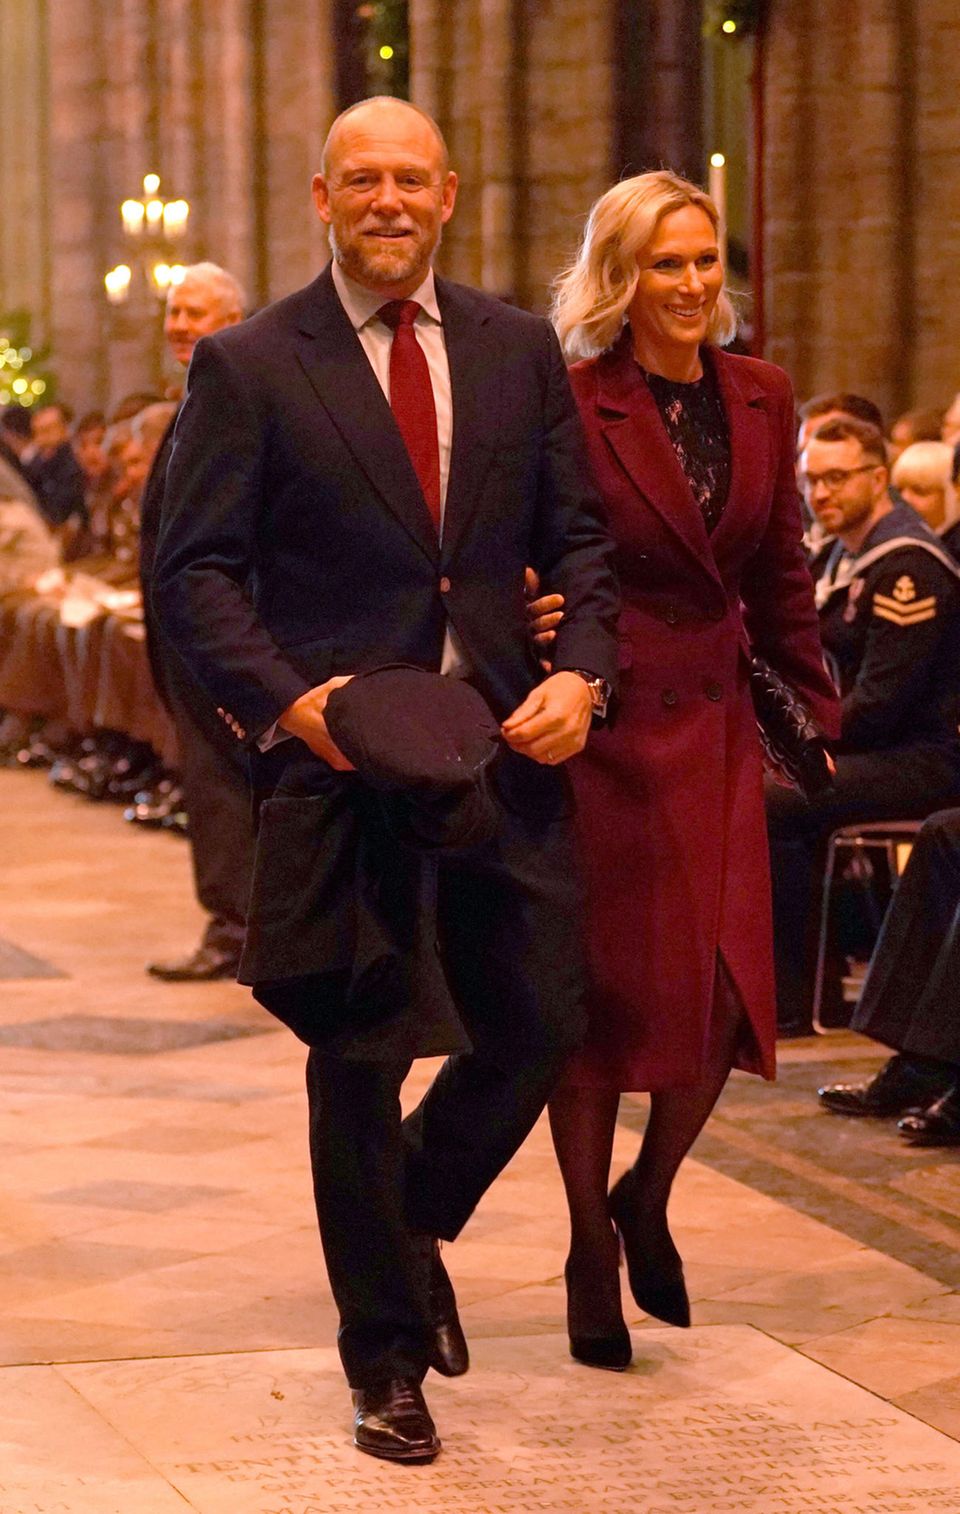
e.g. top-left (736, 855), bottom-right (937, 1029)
top-left (153, 264), bottom-right (618, 775)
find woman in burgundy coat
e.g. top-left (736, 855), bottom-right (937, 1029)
top-left (541, 171), bottom-right (840, 1370)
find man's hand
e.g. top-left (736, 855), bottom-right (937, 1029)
top-left (277, 675), bottom-right (356, 769)
top-left (501, 670), bottom-right (592, 765)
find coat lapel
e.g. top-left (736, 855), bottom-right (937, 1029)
top-left (292, 266), bottom-right (440, 566)
top-left (708, 347), bottom-right (772, 557)
top-left (595, 337), bottom-right (720, 588)
top-left (433, 277), bottom-right (498, 560)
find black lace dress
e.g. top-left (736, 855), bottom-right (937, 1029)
top-left (640, 357), bottom-right (731, 535)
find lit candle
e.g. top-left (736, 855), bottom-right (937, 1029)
top-left (104, 265), bottom-right (132, 304)
top-left (120, 199), bottom-right (145, 236)
top-left (709, 152), bottom-right (728, 269)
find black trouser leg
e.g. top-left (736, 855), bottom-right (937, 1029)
top-left (305, 1049), bottom-right (432, 1389)
top-left (766, 748), bottom-right (960, 1031)
top-left (403, 805), bottom-right (588, 1240)
top-left (854, 808), bottom-right (960, 1063)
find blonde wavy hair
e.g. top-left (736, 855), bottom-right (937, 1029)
top-left (551, 170), bottom-right (738, 361)
top-left (892, 441), bottom-right (960, 531)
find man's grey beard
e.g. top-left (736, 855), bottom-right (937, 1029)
top-left (328, 223), bottom-right (441, 289)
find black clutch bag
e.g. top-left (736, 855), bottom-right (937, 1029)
top-left (749, 657), bottom-right (834, 801)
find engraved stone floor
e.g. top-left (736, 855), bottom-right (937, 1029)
top-left (2, 766), bottom-right (960, 1513)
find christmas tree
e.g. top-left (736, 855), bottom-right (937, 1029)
top-left (0, 310), bottom-right (56, 411)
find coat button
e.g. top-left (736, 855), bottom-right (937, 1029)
top-left (439, 576), bottom-right (451, 594)
top-left (705, 681), bottom-right (723, 701)
top-left (664, 607), bottom-right (679, 625)
top-left (661, 688), bottom-right (678, 708)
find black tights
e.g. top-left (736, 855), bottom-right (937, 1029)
top-left (549, 959), bottom-right (747, 1314)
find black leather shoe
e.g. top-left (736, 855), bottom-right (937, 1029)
top-left (898, 1084), bottom-right (960, 1145)
top-left (818, 1054), bottom-right (953, 1119)
top-left (146, 945), bottom-right (240, 982)
top-left (609, 1171), bottom-right (690, 1328)
top-left (419, 1238), bottom-right (469, 1377)
top-left (565, 1249), bottom-right (632, 1372)
top-left (352, 1378), bottom-right (440, 1463)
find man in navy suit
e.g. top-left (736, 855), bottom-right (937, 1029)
top-left (155, 96), bottom-right (618, 1462)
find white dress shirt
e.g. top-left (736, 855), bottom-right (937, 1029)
top-left (260, 260), bottom-right (469, 749)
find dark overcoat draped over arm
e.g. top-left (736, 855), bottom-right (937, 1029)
top-left (566, 342), bottom-right (840, 1090)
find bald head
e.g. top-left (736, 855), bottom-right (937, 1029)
top-left (312, 95), bottom-right (457, 301)
top-left (321, 96), bottom-right (449, 178)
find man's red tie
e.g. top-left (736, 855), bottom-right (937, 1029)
top-left (377, 300), bottom-right (442, 533)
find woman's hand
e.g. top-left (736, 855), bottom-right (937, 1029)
top-left (524, 567), bottom-right (566, 669)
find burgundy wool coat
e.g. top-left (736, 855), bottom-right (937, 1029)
top-left (565, 340), bottom-right (840, 1090)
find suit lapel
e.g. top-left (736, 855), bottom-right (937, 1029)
top-left (595, 339), bottom-right (720, 587)
top-left (434, 277), bottom-right (498, 560)
top-left (292, 266), bottom-right (440, 566)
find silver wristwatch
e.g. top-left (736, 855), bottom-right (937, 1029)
top-left (569, 669), bottom-right (611, 720)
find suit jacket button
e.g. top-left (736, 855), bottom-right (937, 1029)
top-left (661, 688), bottom-right (678, 708)
top-left (705, 681), bottom-right (723, 701)
top-left (439, 576), bottom-right (451, 594)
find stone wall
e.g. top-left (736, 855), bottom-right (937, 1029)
top-left (3, 2), bottom-right (957, 415)
top-left (762, 0), bottom-right (960, 417)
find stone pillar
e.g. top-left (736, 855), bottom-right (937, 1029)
top-left (760, 0), bottom-right (908, 417)
top-left (910, 0), bottom-right (960, 409)
top-left (0, 0), bottom-right (50, 348)
top-left (518, 0), bottom-right (616, 309)
top-left (47, 0), bottom-right (115, 409)
top-left (258, 0), bottom-right (337, 303)
top-left (410, 0), bottom-right (616, 311)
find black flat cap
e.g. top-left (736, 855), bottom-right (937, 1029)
top-left (324, 664), bottom-right (503, 849)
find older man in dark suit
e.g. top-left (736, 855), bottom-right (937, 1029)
top-left (155, 96), bottom-right (618, 1463)
top-left (138, 262), bottom-right (255, 983)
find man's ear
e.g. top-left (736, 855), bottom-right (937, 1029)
top-left (312, 173), bottom-right (332, 225)
top-left (440, 171), bottom-right (458, 226)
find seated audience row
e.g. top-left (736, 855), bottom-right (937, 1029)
top-left (0, 262), bottom-right (256, 986)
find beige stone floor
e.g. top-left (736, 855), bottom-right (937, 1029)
top-left (2, 766), bottom-right (960, 1512)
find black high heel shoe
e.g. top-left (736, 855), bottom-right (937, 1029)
top-left (608, 1171), bottom-right (690, 1328)
top-left (564, 1247), bottom-right (632, 1372)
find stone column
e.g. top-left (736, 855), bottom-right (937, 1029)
top-left (258, 0), bottom-right (337, 303)
top-left (518, 0), bottom-right (616, 309)
top-left (762, 0), bottom-right (911, 417)
top-left (0, 0), bottom-right (50, 350)
top-left (46, 0), bottom-right (115, 409)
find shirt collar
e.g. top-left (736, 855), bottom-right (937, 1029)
top-left (331, 261), bottom-right (442, 331)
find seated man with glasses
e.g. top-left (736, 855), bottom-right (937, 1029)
top-left (767, 417), bottom-right (960, 1034)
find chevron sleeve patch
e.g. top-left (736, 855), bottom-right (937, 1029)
top-left (873, 591), bottom-right (937, 626)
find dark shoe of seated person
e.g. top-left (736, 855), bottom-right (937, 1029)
top-left (352, 1377), bottom-right (440, 1463)
top-left (146, 944), bottom-right (240, 982)
top-left (817, 1054), bottom-right (954, 1118)
top-left (898, 1085), bottom-right (960, 1146)
top-left (410, 1235), bottom-right (469, 1377)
